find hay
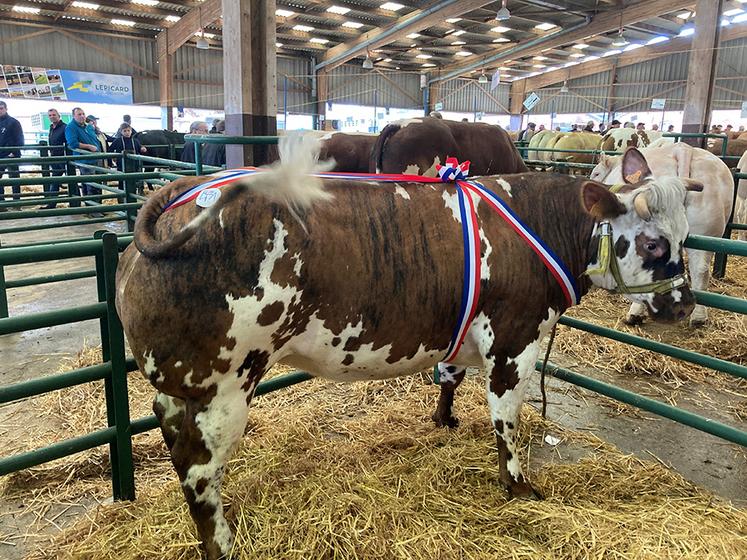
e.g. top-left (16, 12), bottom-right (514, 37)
top-left (18, 375), bottom-right (747, 560)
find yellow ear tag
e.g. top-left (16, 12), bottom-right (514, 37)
top-left (625, 170), bottom-right (642, 183)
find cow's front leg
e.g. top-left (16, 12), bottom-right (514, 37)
top-left (686, 248), bottom-right (712, 327)
top-left (432, 363), bottom-right (466, 428)
top-left (485, 349), bottom-right (542, 500)
top-left (170, 383), bottom-right (254, 560)
top-left (624, 301), bottom-right (647, 325)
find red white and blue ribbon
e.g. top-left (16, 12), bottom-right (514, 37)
top-left (161, 160), bottom-right (579, 360)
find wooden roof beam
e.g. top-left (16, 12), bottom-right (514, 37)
top-left (156, 0), bottom-right (222, 56)
top-left (432, 0), bottom-right (696, 83)
top-left (316, 0), bottom-right (493, 72)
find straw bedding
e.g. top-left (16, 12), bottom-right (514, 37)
top-left (3, 352), bottom-right (746, 560)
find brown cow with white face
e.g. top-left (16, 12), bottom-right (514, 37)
top-left (370, 117), bottom-right (527, 176)
top-left (116, 138), bottom-right (697, 560)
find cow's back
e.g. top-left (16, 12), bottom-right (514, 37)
top-left (371, 118), bottom-right (526, 175)
top-left (319, 132), bottom-right (377, 173)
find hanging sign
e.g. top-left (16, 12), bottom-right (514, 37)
top-left (523, 92), bottom-right (540, 111)
top-left (491, 70), bottom-right (501, 91)
top-left (651, 98), bottom-right (666, 110)
top-left (0, 64), bottom-right (133, 104)
top-left (434, 102), bottom-right (443, 111)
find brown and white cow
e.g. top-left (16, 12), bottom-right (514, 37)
top-left (591, 142), bottom-right (733, 326)
top-left (370, 117), bottom-right (527, 176)
top-left (317, 131), bottom-right (377, 173)
top-left (601, 128), bottom-right (665, 153)
top-left (116, 137), bottom-right (697, 559)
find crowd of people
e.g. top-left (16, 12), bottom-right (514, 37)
top-left (518, 120), bottom-right (746, 142)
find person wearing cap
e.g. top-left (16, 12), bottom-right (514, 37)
top-left (609, 119), bottom-right (621, 129)
top-left (583, 120), bottom-right (595, 132)
top-left (520, 122), bottom-right (536, 142)
top-left (86, 115), bottom-right (112, 159)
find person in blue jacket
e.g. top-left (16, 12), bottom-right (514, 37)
top-left (64, 107), bottom-right (101, 197)
top-left (0, 101), bottom-right (25, 208)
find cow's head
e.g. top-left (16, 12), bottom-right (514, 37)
top-left (589, 153), bottom-right (619, 182)
top-left (582, 148), bottom-right (701, 323)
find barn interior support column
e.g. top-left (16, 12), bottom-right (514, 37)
top-left (156, 32), bottom-right (175, 130)
top-left (509, 80), bottom-right (525, 131)
top-left (222, 0), bottom-right (277, 167)
top-left (605, 62), bottom-right (618, 124)
top-left (681, 0), bottom-right (722, 146)
top-left (315, 69), bottom-right (328, 131)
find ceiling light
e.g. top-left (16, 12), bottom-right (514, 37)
top-left (733, 13), bottom-right (747, 22)
top-left (647, 35), bottom-right (669, 44)
top-left (202, 32), bottom-right (215, 39)
top-left (362, 55), bottom-right (374, 69)
top-left (111, 18), bottom-right (136, 26)
top-left (72, 1), bottom-right (99, 8)
top-left (196, 35), bottom-right (209, 49)
top-left (491, 26), bottom-right (510, 33)
top-left (406, 33), bottom-right (421, 39)
top-left (532, 64), bottom-right (546, 68)
top-left (560, 81), bottom-right (569, 93)
top-left (677, 11), bottom-right (692, 20)
top-left (446, 17), bottom-right (461, 23)
top-left (679, 26), bottom-right (695, 36)
top-left (293, 24), bottom-right (314, 32)
top-left (310, 37), bottom-right (329, 43)
top-left (12, 5), bottom-right (41, 14)
top-left (455, 50), bottom-right (472, 57)
top-left (535, 22), bottom-right (557, 31)
top-left (132, 0), bottom-right (158, 5)
top-left (496, 0), bottom-right (509, 21)
top-left (452, 30), bottom-right (466, 36)
top-left (327, 5), bottom-right (351, 14)
top-left (380, 2), bottom-right (404, 11)
top-left (276, 9), bottom-right (295, 17)
top-left (724, 8), bottom-right (744, 16)
top-left (384, 58), bottom-right (392, 62)
top-left (342, 21), bottom-right (364, 28)
top-left (493, 37), bottom-right (510, 42)
top-left (416, 53), bottom-right (432, 59)
top-left (451, 40), bottom-right (466, 45)
top-left (533, 56), bottom-right (548, 61)
top-left (572, 43), bottom-right (588, 49)
top-left (498, 66), bottom-right (511, 70)
top-left (164, 15), bottom-right (180, 22)
top-left (721, 18), bottom-right (731, 26)
top-left (422, 63), bottom-right (436, 67)
top-left (611, 33), bottom-right (629, 47)
top-left (478, 72), bottom-right (488, 83)
top-left (276, 42), bottom-right (283, 47)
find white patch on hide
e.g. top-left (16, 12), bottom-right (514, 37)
top-left (496, 178), bottom-right (512, 198)
top-left (442, 190), bottom-right (462, 222)
top-left (394, 185), bottom-right (411, 200)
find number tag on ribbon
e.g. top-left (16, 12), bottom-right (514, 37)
top-left (196, 188), bottom-right (221, 208)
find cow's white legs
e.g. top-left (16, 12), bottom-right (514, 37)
top-left (170, 381), bottom-right (255, 560)
top-left (153, 391), bottom-right (186, 451)
top-left (686, 247), bottom-right (712, 327)
top-left (432, 363), bottom-right (466, 428)
top-left (485, 343), bottom-right (543, 499)
top-left (624, 301), bottom-right (647, 325)
top-left (736, 197), bottom-right (747, 242)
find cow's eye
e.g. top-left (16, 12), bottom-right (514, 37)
top-left (645, 241), bottom-right (658, 252)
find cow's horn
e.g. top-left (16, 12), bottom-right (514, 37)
top-left (633, 191), bottom-right (651, 221)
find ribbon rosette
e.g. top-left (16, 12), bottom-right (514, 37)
top-left (436, 157), bottom-right (471, 182)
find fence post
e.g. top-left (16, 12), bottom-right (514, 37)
top-left (194, 141), bottom-right (203, 176)
top-left (99, 231), bottom-right (135, 500)
top-left (66, 149), bottom-right (81, 207)
top-left (0, 238), bottom-right (8, 319)
top-left (39, 142), bottom-right (51, 198)
top-left (712, 171), bottom-right (739, 278)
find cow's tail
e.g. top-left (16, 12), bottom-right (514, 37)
top-left (134, 133), bottom-right (334, 259)
top-left (369, 123), bottom-right (400, 173)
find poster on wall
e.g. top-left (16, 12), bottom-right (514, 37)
top-left (0, 64), bottom-right (133, 104)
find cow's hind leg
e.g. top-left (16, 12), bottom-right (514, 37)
top-left (432, 363), bottom-right (466, 428)
top-left (687, 248), bottom-right (712, 327)
top-left (170, 383), bottom-right (255, 560)
top-left (153, 391), bottom-right (186, 451)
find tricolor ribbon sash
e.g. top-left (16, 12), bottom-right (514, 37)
top-left (161, 162), bottom-right (579, 362)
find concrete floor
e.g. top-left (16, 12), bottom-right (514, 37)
top-left (0, 211), bottom-right (745, 559)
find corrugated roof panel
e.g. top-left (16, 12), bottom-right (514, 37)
top-left (436, 77), bottom-right (510, 113)
top-left (327, 64), bottom-right (422, 109)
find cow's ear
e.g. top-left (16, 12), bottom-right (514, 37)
top-left (581, 181), bottom-right (627, 220)
top-left (622, 147), bottom-right (652, 184)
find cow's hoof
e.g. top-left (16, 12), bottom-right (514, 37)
top-left (624, 314), bottom-right (645, 326)
top-left (507, 481), bottom-right (543, 500)
top-left (431, 412), bottom-right (459, 429)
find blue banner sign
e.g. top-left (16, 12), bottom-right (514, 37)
top-left (0, 64), bottom-right (132, 105)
